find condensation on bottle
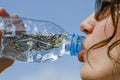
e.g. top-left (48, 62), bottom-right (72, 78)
top-left (0, 17), bottom-right (85, 63)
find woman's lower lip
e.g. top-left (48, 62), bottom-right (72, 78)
top-left (78, 49), bottom-right (86, 62)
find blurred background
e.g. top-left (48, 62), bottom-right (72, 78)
top-left (0, 0), bottom-right (94, 80)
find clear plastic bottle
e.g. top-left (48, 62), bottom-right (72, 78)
top-left (0, 17), bottom-right (85, 63)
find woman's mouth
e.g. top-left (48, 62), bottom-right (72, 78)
top-left (78, 49), bottom-right (86, 62)
top-left (78, 44), bottom-right (87, 62)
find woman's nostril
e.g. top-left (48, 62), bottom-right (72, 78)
top-left (83, 29), bottom-right (90, 34)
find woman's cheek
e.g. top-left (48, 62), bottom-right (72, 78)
top-left (86, 18), bottom-right (113, 49)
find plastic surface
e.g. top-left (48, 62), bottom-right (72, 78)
top-left (70, 34), bottom-right (85, 56)
top-left (0, 17), bottom-right (85, 63)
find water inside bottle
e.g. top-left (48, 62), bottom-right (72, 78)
top-left (2, 32), bottom-right (69, 62)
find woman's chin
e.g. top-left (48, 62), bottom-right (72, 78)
top-left (80, 64), bottom-right (101, 80)
top-left (80, 65), bottom-right (94, 80)
top-left (80, 63), bottom-right (113, 80)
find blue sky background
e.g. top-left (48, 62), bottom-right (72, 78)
top-left (0, 0), bottom-right (94, 80)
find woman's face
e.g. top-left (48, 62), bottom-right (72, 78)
top-left (78, 12), bottom-right (120, 80)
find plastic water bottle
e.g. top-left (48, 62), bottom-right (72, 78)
top-left (0, 17), bottom-right (85, 63)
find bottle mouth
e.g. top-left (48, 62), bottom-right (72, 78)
top-left (70, 34), bottom-right (85, 56)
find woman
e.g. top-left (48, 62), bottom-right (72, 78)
top-left (78, 0), bottom-right (120, 80)
top-left (0, 0), bottom-right (120, 80)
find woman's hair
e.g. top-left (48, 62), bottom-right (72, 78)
top-left (87, 0), bottom-right (120, 70)
top-left (87, 1), bottom-right (120, 79)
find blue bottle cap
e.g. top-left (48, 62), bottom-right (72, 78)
top-left (70, 34), bottom-right (85, 56)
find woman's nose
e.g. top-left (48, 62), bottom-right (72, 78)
top-left (80, 13), bottom-right (96, 34)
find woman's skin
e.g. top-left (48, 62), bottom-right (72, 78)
top-left (78, 12), bottom-right (120, 80)
top-left (0, 8), bottom-right (23, 73)
top-left (0, 8), bottom-right (14, 73)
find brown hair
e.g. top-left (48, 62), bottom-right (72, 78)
top-left (87, 0), bottom-right (120, 70)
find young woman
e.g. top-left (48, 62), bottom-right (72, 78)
top-left (0, 0), bottom-right (120, 80)
top-left (78, 0), bottom-right (120, 80)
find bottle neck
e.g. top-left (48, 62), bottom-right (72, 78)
top-left (69, 34), bottom-right (85, 56)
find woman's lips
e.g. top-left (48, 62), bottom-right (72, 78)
top-left (78, 38), bottom-right (87, 62)
top-left (78, 43), bottom-right (87, 62)
top-left (78, 49), bottom-right (86, 62)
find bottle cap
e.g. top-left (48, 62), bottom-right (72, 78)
top-left (70, 34), bottom-right (85, 56)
